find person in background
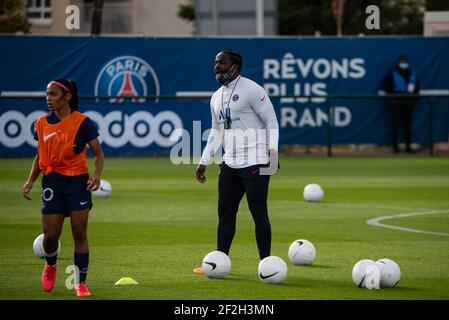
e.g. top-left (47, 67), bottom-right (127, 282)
top-left (385, 54), bottom-right (420, 153)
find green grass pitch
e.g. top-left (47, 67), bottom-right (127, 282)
top-left (0, 156), bottom-right (448, 300)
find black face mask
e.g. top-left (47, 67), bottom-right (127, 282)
top-left (215, 65), bottom-right (236, 85)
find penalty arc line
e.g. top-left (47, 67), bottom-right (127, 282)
top-left (366, 210), bottom-right (449, 237)
top-left (315, 203), bottom-right (449, 236)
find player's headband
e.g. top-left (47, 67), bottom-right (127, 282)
top-left (48, 81), bottom-right (72, 95)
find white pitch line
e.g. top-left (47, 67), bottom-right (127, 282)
top-left (366, 210), bottom-right (449, 237)
top-left (324, 202), bottom-right (430, 212)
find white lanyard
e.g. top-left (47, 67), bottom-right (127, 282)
top-left (220, 76), bottom-right (241, 120)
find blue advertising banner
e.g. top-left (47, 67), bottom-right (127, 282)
top-left (1, 36), bottom-right (448, 156)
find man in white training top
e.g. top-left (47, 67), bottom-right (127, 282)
top-left (194, 50), bottom-right (279, 274)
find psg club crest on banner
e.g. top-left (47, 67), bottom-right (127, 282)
top-left (95, 56), bottom-right (160, 104)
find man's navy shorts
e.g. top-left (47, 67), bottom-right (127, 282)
top-left (41, 172), bottom-right (92, 215)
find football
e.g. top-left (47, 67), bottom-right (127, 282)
top-left (376, 258), bottom-right (401, 288)
top-left (352, 259), bottom-right (377, 288)
top-left (33, 234), bottom-right (61, 258)
top-left (202, 251), bottom-right (231, 279)
top-left (93, 179), bottom-right (112, 198)
top-left (288, 239), bottom-right (316, 265)
top-left (258, 256), bottom-right (288, 284)
top-left (303, 183), bottom-right (324, 202)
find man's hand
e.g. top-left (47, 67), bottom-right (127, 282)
top-left (196, 164), bottom-right (207, 183)
top-left (87, 174), bottom-right (101, 191)
top-left (22, 180), bottom-right (34, 200)
top-left (260, 149), bottom-right (279, 176)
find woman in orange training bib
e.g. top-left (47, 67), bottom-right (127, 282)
top-left (22, 78), bottom-right (104, 297)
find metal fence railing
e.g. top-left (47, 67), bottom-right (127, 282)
top-left (1, 93), bottom-right (448, 157)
